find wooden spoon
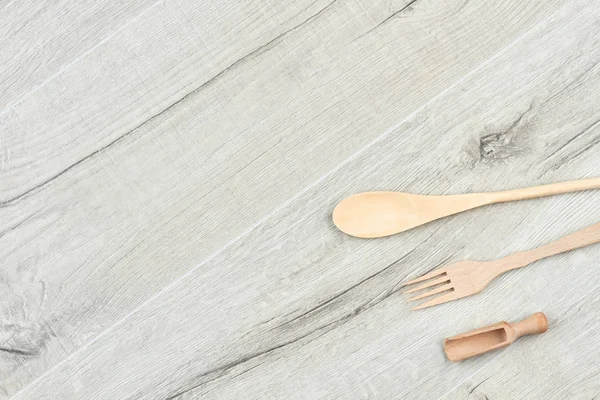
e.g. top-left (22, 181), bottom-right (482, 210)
top-left (444, 312), bottom-right (548, 362)
top-left (333, 178), bottom-right (600, 238)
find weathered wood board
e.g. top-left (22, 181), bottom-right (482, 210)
top-left (1, 0), bottom-right (599, 398)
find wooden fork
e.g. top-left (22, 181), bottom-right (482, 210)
top-left (402, 221), bottom-right (600, 310)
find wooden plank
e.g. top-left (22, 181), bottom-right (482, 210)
top-left (0, 0), bottom-right (157, 110)
top-left (1, 0), bottom-right (330, 201)
top-left (0, 0), bottom-right (571, 396)
top-left (9, 0), bottom-right (600, 398)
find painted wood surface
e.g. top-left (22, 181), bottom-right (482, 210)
top-left (1, 0), bottom-right (599, 398)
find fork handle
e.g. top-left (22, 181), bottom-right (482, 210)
top-left (501, 221), bottom-right (600, 271)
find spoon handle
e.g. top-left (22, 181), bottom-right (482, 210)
top-left (485, 178), bottom-right (600, 203)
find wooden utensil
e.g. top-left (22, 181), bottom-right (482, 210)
top-left (444, 312), bottom-right (548, 362)
top-left (333, 178), bottom-right (600, 238)
top-left (402, 220), bottom-right (600, 310)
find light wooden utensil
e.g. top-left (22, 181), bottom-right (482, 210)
top-left (333, 178), bottom-right (600, 238)
top-left (403, 220), bottom-right (600, 310)
top-left (444, 312), bottom-right (548, 362)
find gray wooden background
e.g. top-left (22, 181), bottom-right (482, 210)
top-left (1, 0), bottom-right (599, 398)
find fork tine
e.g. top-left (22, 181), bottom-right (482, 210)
top-left (412, 291), bottom-right (462, 310)
top-left (404, 276), bottom-right (451, 294)
top-left (407, 284), bottom-right (454, 302)
top-left (401, 269), bottom-right (446, 287)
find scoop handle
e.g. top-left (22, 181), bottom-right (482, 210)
top-left (510, 313), bottom-right (548, 340)
top-left (486, 178), bottom-right (600, 203)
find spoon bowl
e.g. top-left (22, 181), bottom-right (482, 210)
top-left (332, 191), bottom-right (485, 238)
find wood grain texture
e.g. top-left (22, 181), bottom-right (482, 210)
top-left (0, 0), bottom-right (158, 111)
top-left (1, 0), bottom-right (572, 396)
top-left (2, 0), bottom-right (600, 398)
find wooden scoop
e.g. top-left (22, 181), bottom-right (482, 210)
top-left (444, 312), bottom-right (548, 362)
top-left (333, 178), bottom-right (600, 238)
